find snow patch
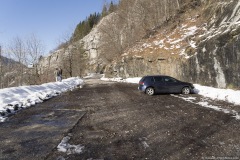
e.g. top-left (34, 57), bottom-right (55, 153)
top-left (101, 76), bottom-right (141, 84)
top-left (173, 95), bottom-right (240, 120)
top-left (57, 136), bottom-right (84, 155)
top-left (202, 47), bottom-right (207, 53)
top-left (139, 137), bottom-right (150, 149)
top-left (101, 77), bottom-right (240, 106)
top-left (229, 1), bottom-right (240, 24)
top-left (213, 57), bottom-right (226, 88)
top-left (194, 84), bottom-right (240, 105)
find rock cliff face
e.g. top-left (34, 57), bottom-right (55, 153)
top-left (37, 15), bottom-right (114, 82)
top-left (38, 0), bottom-right (240, 89)
top-left (104, 0), bottom-right (240, 89)
top-left (37, 49), bottom-right (65, 82)
top-left (184, 0), bottom-right (240, 88)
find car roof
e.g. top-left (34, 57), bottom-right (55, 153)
top-left (145, 75), bottom-right (168, 77)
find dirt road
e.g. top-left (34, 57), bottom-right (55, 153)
top-left (0, 79), bottom-right (240, 160)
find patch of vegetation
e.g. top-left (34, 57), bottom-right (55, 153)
top-left (226, 83), bottom-right (239, 90)
top-left (71, 1), bottom-right (118, 43)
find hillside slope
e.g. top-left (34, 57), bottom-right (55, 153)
top-left (104, 0), bottom-right (240, 89)
top-left (37, 0), bottom-right (240, 89)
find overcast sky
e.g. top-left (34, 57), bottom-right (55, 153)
top-left (0, 0), bottom-right (117, 55)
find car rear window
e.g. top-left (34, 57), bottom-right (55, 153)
top-left (140, 77), bottom-right (146, 82)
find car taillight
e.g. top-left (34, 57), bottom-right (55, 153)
top-left (139, 81), bottom-right (144, 85)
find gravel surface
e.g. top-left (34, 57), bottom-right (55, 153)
top-left (0, 79), bottom-right (240, 160)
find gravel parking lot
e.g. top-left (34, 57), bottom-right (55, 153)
top-left (0, 79), bottom-right (240, 160)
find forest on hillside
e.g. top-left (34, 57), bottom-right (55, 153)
top-left (71, 1), bottom-right (118, 43)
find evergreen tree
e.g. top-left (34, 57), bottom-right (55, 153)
top-left (71, 12), bottom-right (101, 42)
top-left (69, 1), bottom-right (118, 44)
top-left (109, 1), bottom-right (117, 13)
top-left (102, 4), bottom-right (108, 17)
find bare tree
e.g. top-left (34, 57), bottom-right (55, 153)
top-left (97, 0), bottom-right (183, 63)
top-left (26, 33), bottom-right (45, 84)
top-left (26, 34), bottom-right (44, 65)
top-left (56, 29), bottom-right (88, 78)
top-left (176, 0), bottom-right (180, 9)
top-left (71, 43), bottom-right (87, 77)
top-left (58, 31), bottom-right (74, 77)
top-left (98, 13), bottom-right (124, 62)
top-left (9, 36), bottom-right (27, 86)
top-left (64, 44), bottom-right (74, 77)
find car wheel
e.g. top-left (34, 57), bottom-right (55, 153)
top-left (182, 87), bottom-right (190, 94)
top-left (146, 87), bottom-right (155, 96)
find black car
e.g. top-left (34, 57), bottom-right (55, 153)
top-left (138, 75), bottom-right (194, 95)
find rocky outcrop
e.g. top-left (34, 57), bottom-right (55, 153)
top-left (37, 14), bottom-right (116, 82)
top-left (104, 0), bottom-right (240, 89)
top-left (37, 0), bottom-right (240, 89)
top-left (37, 48), bottom-right (66, 82)
top-left (182, 0), bottom-right (240, 88)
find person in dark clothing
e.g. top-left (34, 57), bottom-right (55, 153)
top-left (58, 67), bottom-right (62, 82)
top-left (54, 67), bottom-right (62, 82)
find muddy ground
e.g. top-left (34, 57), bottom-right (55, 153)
top-left (0, 79), bottom-right (240, 160)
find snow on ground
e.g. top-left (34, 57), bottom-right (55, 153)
top-left (101, 77), bottom-right (240, 106)
top-left (0, 76), bottom-right (240, 122)
top-left (101, 77), bottom-right (141, 84)
top-left (0, 77), bottom-right (84, 122)
top-left (172, 95), bottom-right (240, 120)
top-left (57, 134), bottom-right (84, 155)
top-left (101, 77), bottom-right (240, 120)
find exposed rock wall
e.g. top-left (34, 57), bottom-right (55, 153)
top-left (182, 0), bottom-right (240, 88)
top-left (37, 0), bottom-right (240, 89)
top-left (184, 32), bottom-right (240, 88)
top-left (37, 14), bottom-right (114, 82)
top-left (37, 49), bottom-right (66, 82)
top-left (104, 0), bottom-right (240, 89)
top-left (105, 56), bottom-right (182, 79)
